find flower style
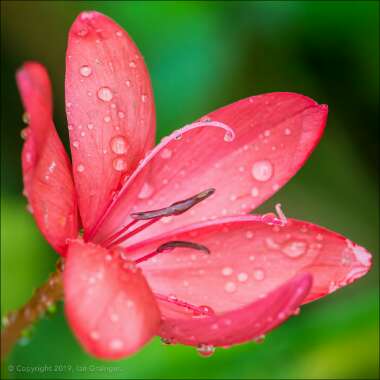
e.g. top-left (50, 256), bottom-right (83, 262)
top-left (16, 11), bottom-right (372, 360)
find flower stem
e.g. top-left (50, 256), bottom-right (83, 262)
top-left (1, 259), bottom-right (64, 360)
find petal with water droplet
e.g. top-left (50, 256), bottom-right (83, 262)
top-left (65, 11), bottom-right (155, 234)
top-left (16, 62), bottom-right (78, 254)
top-left (64, 240), bottom-right (160, 359)
top-left (91, 93), bottom-right (327, 242)
top-left (129, 216), bottom-right (371, 313)
top-left (158, 274), bottom-right (311, 347)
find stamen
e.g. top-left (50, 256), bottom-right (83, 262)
top-left (107, 218), bottom-right (159, 248)
top-left (155, 293), bottom-right (215, 316)
top-left (131, 188), bottom-right (215, 220)
top-left (275, 203), bottom-right (287, 226)
top-left (135, 240), bottom-right (210, 264)
top-left (101, 219), bottom-right (138, 247)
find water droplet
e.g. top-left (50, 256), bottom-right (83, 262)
top-left (282, 240), bottom-right (307, 258)
top-left (264, 130), bottom-right (271, 137)
top-left (110, 313), bottom-right (119, 322)
top-left (251, 160), bottom-right (273, 182)
top-left (193, 305), bottom-right (215, 317)
top-left (160, 337), bottom-right (174, 345)
top-left (245, 231), bottom-right (254, 239)
top-left (197, 344), bottom-right (215, 357)
top-left (90, 330), bottom-right (100, 340)
top-left (129, 61), bottom-right (137, 68)
top-left (104, 115), bottom-right (111, 123)
top-left (76, 28), bottom-right (88, 37)
top-left (237, 272), bottom-right (249, 282)
top-left (222, 267), bottom-right (233, 276)
top-left (160, 148), bottom-right (172, 159)
top-left (253, 334), bottom-right (266, 344)
top-left (224, 281), bottom-right (237, 293)
top-left (110, 135), bottom-right (128, 154)
top-left (112, 157), bottom-right (127, 172)
top-left (20, 128), bottom-right (29, 140)
top-left (138, 182), bottom-right (154, 199)
top-left (109, 339), bottom-right (124, 350)
top-left (253, 269), bottom-right (265, 281)
top-left (97, 86), bottom-right (113, 102)
top-left (284, 128), bottom-right (292, 135)
top-left (22, 112), bottom-right (30, 124)
top-left (251, 187), bottom-right (259, 197)
top-left (125, 80), bottom-right (131, 87)
top-left (224, 130), bottom-right (234, 142)
top-left (77, 164), bottom-right (85, 173)
top-left (79, 65), bottom-right (92, 77)
top-left (141, 94), bottom-right (148, 102)
top-left (118, 111), bottom-right (125, 119)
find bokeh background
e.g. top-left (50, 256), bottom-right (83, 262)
top-left (1, 1), bottom-right (379, 379)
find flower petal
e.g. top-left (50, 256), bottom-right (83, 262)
top-left (64, 240), bottom-right (161, 359)
top-left (159, 273), bottom-right (312, 347)
top-left (65, 11), bottom-right (156, 233)
top-left (129, 216), bottom-right (371, 313)
top-left (16, 62), bottom-right (78, 254)
top-left (92, 92), bottom-right (327, 243)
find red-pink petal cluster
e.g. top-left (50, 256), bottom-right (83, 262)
top-left (16, 10), bottom-right (372, 359)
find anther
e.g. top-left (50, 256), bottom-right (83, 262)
top-left (131, 188), bottom-right (215, 220)
top-left (135, 240), bottom-right (210, 264)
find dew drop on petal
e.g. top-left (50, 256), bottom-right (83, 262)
top-left (97, 86), bottom-right (113, 102)
top-left (245, 231), bottom-right (254, 239)
top-left (224, 281), bottom-right (237, 293)
top-left (22, 112), bottom-right (30, 124)
top-left (160, 148), bottom-right (172, 159)
top-left (109, 339), bottom-right (124, 350)
top-left (110, 135), bottom-right (128, 154)
top-left (222, 267), bottom-right (233, 276)
top-left (104, 115), bottom-right (111, 123)
top-left (253, 269), bottom-right (265, 281)
top-left (237, 272), bottom-right (249, 282)
top-left (251, 187), bottom-right (259, 197)
top-left (224, 130), bottom-right (234, 142)
top-left (284, 128), bottom-right (292, 135)
top-left (282, 240), bottom-right (307, 258)
top-left (77, 164), bottom-right (85, 173)
top-left (253, 334), bottom-right (266, 344)
top-left (251, 160), bottom-right (273, 182)
top-left (79, 65), bottom-right (92, 77)
top-left (138, 182), bottom-right (154, 199)
top-left (112, 157), bottom-right (127, 172)
top-left (197, 344), bottom-right (215, 357)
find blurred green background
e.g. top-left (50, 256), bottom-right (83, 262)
top-left (1, 1), bottom-right (379, 379)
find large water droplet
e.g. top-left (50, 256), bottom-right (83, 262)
top-left (193, 305), bottom-right (215, 317)
top-left (110, 135), bottom-right (128, 154)
top-left (197, 344), bottom-right (215, 357)
top-left (112, 157), bottom-right (127, 172)
top-left (251, 160), bottom-right (273, 182)
top-left (97, 87), bottom-right (113, 102)
top-left (282, 240), bottom-right (307, 258)
top-left (79, 65), bottom-right (92, 77)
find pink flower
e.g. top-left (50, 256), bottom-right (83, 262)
top-left (16, 11), bottom-right (371, 360)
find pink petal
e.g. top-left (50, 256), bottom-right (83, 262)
top-left (65, 11), bottom-right (156, 233)
top-left (129, 216), bottom-right (371, 313)
top-left (64, 240), bottom-right (161, 359)
top-left (92, 93), bottom-right (327, 244)
top-left (159, 273), bottom-right (312, 347)
top-left (16, 62), bottom-right (78, 254)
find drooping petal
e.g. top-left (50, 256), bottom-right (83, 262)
top-left (129, 216), bottom-right (371, 313)
top-left (16, 62), bottom-right (78, 254)
top-left (159, 273), bottom-right (312, 347)
top-left (92, 93), bottom-right (327, 244)
top-left (65, 11), bottom-right (156, 233)
top-left (64, 240), bottom-right (160, 359)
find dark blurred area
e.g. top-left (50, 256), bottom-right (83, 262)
top-left (1, 1), bottom-right (379, 379)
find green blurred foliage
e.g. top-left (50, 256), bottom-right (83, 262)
top-left (1, 1), bottom-right (379, 379)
